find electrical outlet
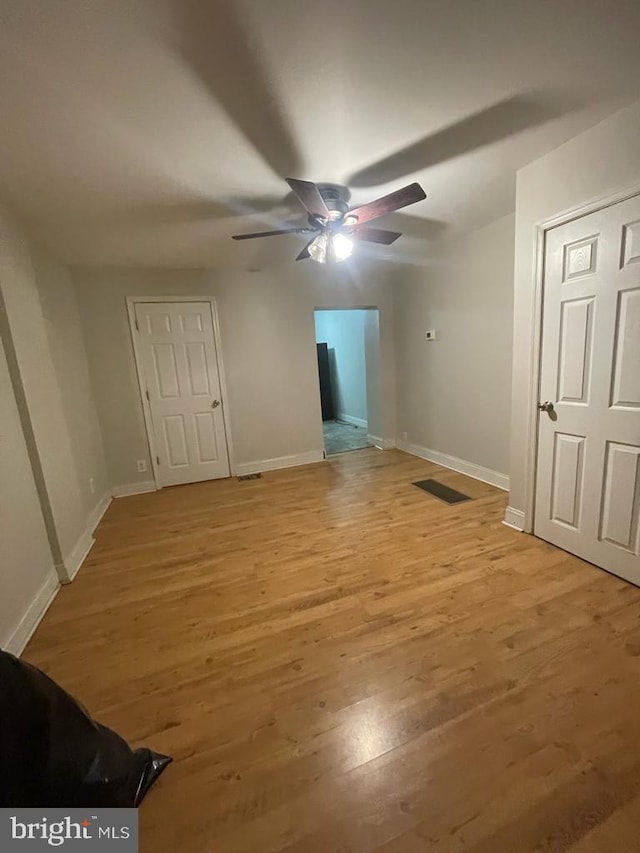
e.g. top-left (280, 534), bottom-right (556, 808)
top-left (136, 459), bottom-right (147, 473)
top-left (425, 329), bottom-right (437, 341)
top-left (401, 431), bottom-right (408, 441)
top-left (89, 477), bottom-right (95, 495)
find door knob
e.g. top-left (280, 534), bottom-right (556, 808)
top-left (537, 401), bottom-right (554, 412)
top-left (212, 399), bottom-right (220, 409)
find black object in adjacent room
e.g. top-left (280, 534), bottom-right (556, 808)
top-left (0, 649), bottom-right (171, 807)
top-left (413, 479), bottom-right (472, 504)
top-left (317, 342), bottom-right (335, 421)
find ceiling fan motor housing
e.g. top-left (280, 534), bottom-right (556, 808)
top-left (308, 184), bottom-right (352, 227)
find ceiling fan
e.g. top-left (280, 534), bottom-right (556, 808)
top-left (231, 179), bottom-right (426, 263)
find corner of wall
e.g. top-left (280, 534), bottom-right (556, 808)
top-left (2, 570), bottom-right (60, 656)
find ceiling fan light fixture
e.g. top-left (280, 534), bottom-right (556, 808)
top-left (308, 233), bottom-right (329, 263)
top-left (308, 232), bottom-right (353, 264)
top-left (332, 232), bottom-right (354, 261)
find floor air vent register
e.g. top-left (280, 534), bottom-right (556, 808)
top-left (413, 478), bottom-right (471, 504)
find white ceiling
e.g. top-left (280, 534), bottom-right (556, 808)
top-left (0, 0), bottom-right (639, 267)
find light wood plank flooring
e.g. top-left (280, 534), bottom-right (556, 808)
top-left (24, 449), bottom-right (640, 852)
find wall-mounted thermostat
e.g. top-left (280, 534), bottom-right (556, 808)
top-left (425, 329), bottom-right (437, 341)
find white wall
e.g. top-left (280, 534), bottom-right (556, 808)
top-left (0, 335), bottom-right (59, 653)
top-left (73, 260), bottom-right (397, 487)
top-left (394, 213), bottom-right (515, 479)
top-left (315, 309), bottom-right (368, 426)
top-left (509, 98), bottom-right (640, 526)
top-left (33, 244), bottom-right (109, 522)
top-left (0, 200), bottom-right (108, 582)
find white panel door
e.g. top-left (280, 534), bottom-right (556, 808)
top-left (535, 195), bottom-right (640, 585)
top-left (134, 302), bottom-right (230, 487)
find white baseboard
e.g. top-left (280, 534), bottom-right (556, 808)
top-left (111, 480), bottom-right (157, 498)
top-left (236, 449), bottom-right (325, 476)
top-left (336, 413), bottom-right (368, 429)
top-left (87, 491), bottom-right (112, 533)
top-left (503, 506), bottom-right (526, 531)
top-left (54, 494), bottom-right (112, 585)
top-left (58, 528), bottom-right (95, 584)
top-left (3, 570), bottom-right (60, 656)
top-left (397, 439), bottom-right (509, 491)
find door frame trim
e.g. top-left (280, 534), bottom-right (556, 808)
top-left (126, 296), bottom-right (235, 489)
top-left (523, 180), bottom-right (640, 533)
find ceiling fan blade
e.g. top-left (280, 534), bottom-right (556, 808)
top-left (348, 183), bottom-right (426, 225)
top-left (232, 227), bottom-right (310, 240)
top-left (353, 227), bottom-right (402, 245)
top-left (285, 179), bottom-right (330, 218)
top-left (295, 239), bottom-right (315, 261)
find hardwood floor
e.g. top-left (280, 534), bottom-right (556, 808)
top-left (24, 449), bottom-right (640, 852)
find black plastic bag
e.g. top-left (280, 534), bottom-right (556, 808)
top-left (0, 650), bottom-right (171, 807)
